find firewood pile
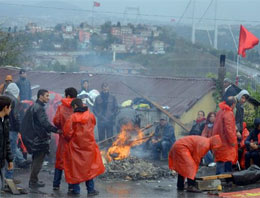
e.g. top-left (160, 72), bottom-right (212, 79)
top-left (99, 156), bottom-right (174, 181)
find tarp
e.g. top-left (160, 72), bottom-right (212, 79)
top-left (219, 188), bottom-right (260, 198)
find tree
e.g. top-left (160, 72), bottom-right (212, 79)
top-left (101, 21), bottom-right (112, 34)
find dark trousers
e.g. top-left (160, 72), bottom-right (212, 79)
top-left (216, 161), bottom-right (232, 175)
top-left (152, 140), bottom-right (172, 160)
top-left (71, 179), bottom-right (95, 194)
top-left (177, 174), bottom-right (196, 189)
top-left (29, 152), bottom-right (46, 183)
top-left (245, 151), bottom-right (260, 169)
top-left (98, 123), bottom-right (113, 141)
top-left (53, 168), bottom-right (73, 189)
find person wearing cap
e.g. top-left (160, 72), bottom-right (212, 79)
top-left (151, 116), bottom-right (175, 160)
top-left (16, 69), bottom-right (32, 101)
top-left (0, 75), bottom-right (13, 95)
top-left (222, 78), bottom-right (237, 102)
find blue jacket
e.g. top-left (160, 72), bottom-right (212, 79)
top-left (154, 123), bottom-right (176, 145)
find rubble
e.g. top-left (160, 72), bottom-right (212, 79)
top-left (99, 156), bottom-right (175, 181)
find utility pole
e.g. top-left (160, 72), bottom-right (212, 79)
top-left (213, 0), bottom-right (218, 49)
top-left (191, 0), bottom-right (196, 44)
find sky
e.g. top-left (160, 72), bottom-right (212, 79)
top-left (0, 0), bottom-right (260, 25)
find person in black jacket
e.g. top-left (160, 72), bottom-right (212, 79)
top-left (222, 78), bottom-right (237, 102)
top-left (21, 89), bottom-right (59, 188)
top-left (151, 116), bottom-right (176, 160)
top-left (189, 111), bottom-right (206, 136)
top-left (245, 118), bottom-right (260, 169)
top-left (16, 69), bottom-right (32, 101)
top-left (0, 96), bottom-right (13, 190)
top-left (93, 83), bottom-right (118, 141)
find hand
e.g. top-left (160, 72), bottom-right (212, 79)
top-left (236, 132), bottom-right (242, 139)
top-left (8, 162), bottom-right (13, 170)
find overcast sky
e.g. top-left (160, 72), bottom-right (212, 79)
top-left (1, 0), bottom-right (260, 25)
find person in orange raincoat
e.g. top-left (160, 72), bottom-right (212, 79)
top-left (168, 135), bottom-right (222, 192)
top-left (52, 87), bottom-right (77, 191)
top-left (63, 98), bottom-right (105, 196)
top-left (238, 122), bottom-right (250, 169)
top-left (213, 96), bottom-right (237, 175)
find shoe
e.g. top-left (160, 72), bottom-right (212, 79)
top-left (53, 186), bottom-right (59, 190)
top-left (186, 186), bottom-right (201, 193)
top-left (88, 190), bottom-right (99, 196)
top-left (67, 191), bottom-right (80, 196)
top-left (29, 181), bottom-right (45, 188)
top-left (208, 162), bottom-right (216, 167)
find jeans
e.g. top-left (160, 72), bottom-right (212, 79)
top-left (245, 151), bottom-right (260, 169)
top-left (53, 168), bottom-right (73, 190)
top-left (98, 123), bottom-right (113, 141)
top-left (70, 179), bottom-right (95, 194)
top-left (177, 174), bottom-right (196, 189)
top-left (216, 161), bottom-right (232, 175)
top-left (203, 151), bottom-right (214, 165)
top-left (152, 140), bottom-right (172, 160)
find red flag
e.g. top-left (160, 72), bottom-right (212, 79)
top-left (238, 25), bottom-right (259, 57)
top-left (93, 1), bottom-right (100, 7)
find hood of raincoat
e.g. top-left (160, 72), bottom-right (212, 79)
top-left (219, 101), bottom-right (233, 111)
top-left (236, 90), bottom-right (250, 102)
top-left (72, 106), bottom-right (89, 123)
top-left (209, 135), bottom-right (222, 150)
top-left (61, 98), bottom-right (74, 108)
top-left (5, 82), bottom-right (19, 99)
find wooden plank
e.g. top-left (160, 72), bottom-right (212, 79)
top-left (5, 179), bottom-right (20, 195)
top-left (120, 81), bottom-right (190, 132)
top-left (196, 174), bottom-right (232, 181)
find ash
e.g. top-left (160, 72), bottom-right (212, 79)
top-left (99, 156), bottom-right (174, 181)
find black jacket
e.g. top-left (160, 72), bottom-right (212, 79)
top-left (189, 120), bottom-right (206, 136)
top-left (223, 85), bottom-right (237, 102)
top-left (245, 119), bottom-right (260, 151)
top-left (16, 77), bottom-right (32, 100)
top-left (0, 116), bottom-right (13, 168)
top-left (235, 102), bottom-right (244, 133)
top-left (21, 100), bottom-right (58, 154)
top-left (93, 92), bottom-right (118, 125)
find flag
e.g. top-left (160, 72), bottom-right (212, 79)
top-left (93, 1), bottom-right (100, 7)
top-left (238, 25), bottom-right (259, 57)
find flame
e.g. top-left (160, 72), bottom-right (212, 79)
top-left (106, 122), bottom-right (147, 162)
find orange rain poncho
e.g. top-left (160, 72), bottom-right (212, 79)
top-left (63, 108), bottom-right (105, 184)
top-left (168, 135), bottom-right (221, 179)
top-left (53, 98), bottom-right (74, 170)
top-left (213, 102), bottom-right (238, 164)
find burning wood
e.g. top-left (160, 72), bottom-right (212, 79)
top-left (106, 122), bottom-right (151, 162)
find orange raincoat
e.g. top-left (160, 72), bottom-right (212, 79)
top-left (168, 135), bottom-right (221, 179)
top-left (63, 107), bottom-right (105, 184)
top-left (53, 98), bottom-right (74, 170)
top-left (239, 122), bottom-right (250, 169)
top-left (213, 102), bottom-right (238, 163)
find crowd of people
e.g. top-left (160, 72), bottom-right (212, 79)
top-left (1, 71), bottom-right (260, 195)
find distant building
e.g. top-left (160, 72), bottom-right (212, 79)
top-left (121, 26), bottom-right (133, 35)
top-left (111, 27), bottom-right (121, 37)
top-left (152, 40), bottom-right (165, 54)
top-left (79, 30), bottom-right (91, 43)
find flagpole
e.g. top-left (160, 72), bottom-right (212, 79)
top-left (236, 55), bottom-right (240, 86)
top-left (92, 1), bottom-right (94, 27)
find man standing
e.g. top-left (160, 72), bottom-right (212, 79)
top-left (63, 99), bottom-right (105, 196)
top-left (16, 69), bottom-right (32, 101)
top-left (21, 89), bottom-right (59, 188)
top-left (52, 87), bottom-right (77, 190)
top-left (93, 83), bottom-right (118, 141)
top-left (0, 96), bottom-right (13, 190)
top-left (151, 116), bottom-right (175, 160)
top-left (213, 96), bottom-right (237, 174)
top-left (222, 78), bottom-right (237, 102)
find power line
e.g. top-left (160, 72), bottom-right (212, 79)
top-left (197, 0), bottom-right (214, 24)
top-left (177, 0), bottom-right (192, 25)
top-left (0, 2), bottom-right (260, 23)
